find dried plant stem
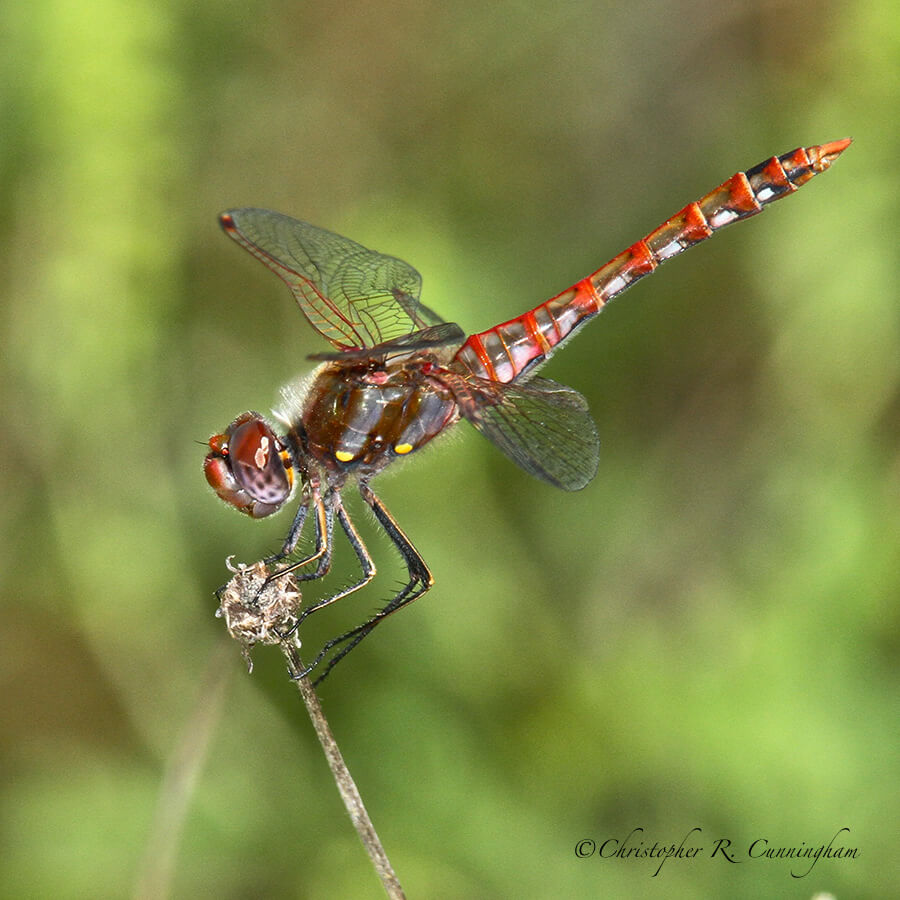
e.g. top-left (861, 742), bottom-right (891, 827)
top-left (216, 560), bottom-right (404, 896)
top-left (281, 638), bottom-right (406, 900)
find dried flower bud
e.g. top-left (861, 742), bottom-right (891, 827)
top-left (216, 558), bottom-right (301, 670)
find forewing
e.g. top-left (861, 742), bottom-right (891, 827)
top-left (220, 209), bottom-right (430, 349)
top-left (460, 377), bottom-right (600, 490)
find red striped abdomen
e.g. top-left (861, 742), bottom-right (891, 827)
top-left (453, 139), bottom-right (851, 383)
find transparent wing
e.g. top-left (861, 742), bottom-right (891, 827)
top-left (220, 209), bottom-right (436, 349)
top-left (308, 323), bottom-right (465, 361)
top-left (403, 298), bottom-right (446, 328)
top-left (459, 376), bottom-right (600, 491)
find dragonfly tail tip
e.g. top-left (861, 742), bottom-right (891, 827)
top-left (811, 137), bottom-right (853, 169)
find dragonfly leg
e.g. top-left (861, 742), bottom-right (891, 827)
top-left (265, 497), bottom-right (310, 563)
top-left (285, 495), bottom-right (377, 638)
top-left (266, 488), bottom-right (333, 583)
top-left (213, 493), bottom-right (327, 604)
top-left (296, 482), bottom-right (433, 685)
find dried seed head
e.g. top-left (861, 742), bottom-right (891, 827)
top-left (216, 559), bottom-right (301, 670)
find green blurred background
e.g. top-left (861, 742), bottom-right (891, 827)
top-left (1, 0), bottom-right (897, 897)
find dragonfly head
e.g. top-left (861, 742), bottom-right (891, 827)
top-left (204, 412), bottom-right (295, 518)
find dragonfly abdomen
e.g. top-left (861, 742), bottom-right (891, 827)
top-left (453, 139), bottom-right (851, 383)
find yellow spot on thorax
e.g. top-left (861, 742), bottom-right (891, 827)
top-left (335, 450), bottom-right (355, 463)
top-left (394, 443), bottom-right (413, 455)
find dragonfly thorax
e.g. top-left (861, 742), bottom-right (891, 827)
top-left (293, 358), bottom-right (460, 477)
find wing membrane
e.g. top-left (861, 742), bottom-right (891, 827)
top-left (460, 377), bottom-right (600, 490)
top-left (308, 323), bottom-right (465, 361)
top-left (220, 209), bottom-right (433, 349)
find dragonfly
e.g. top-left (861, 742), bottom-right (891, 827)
top-left (205, 139), bottom-right (850, 682)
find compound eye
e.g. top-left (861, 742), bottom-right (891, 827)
top-left (228, 417), bottom-right (292, 510)
top-left (204, 412), bottom-right (293, 518)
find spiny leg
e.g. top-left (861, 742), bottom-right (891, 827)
top-left (228, 491), bottom-right (335, 642)
top-left (267, 488), bottom-right (333, 584)
top-left (359, 482), bottom-right (432, 599)
top-left (265, 493), bottom-right (312, 564)
top-left (213, 494), bottom-right (328, 604)
top-left (303, 482), bottom-right (433, 685)
top-left (286, 495), bottom-right (378, 646)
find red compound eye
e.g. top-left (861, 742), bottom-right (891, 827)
top-left (204, 412), bottom-right (293, 518)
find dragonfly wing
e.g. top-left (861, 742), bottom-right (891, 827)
top-left (220, 209), bottom-right (430, 349)
top-left (401, 297), bottom-right (446, 328)
top-left (308, 323), bottom-right (466, 361)
top-left (459, 376), bottom-right (600, 490)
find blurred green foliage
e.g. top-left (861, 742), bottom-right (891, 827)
top-left (1, 0), bottom-right (897, 897)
